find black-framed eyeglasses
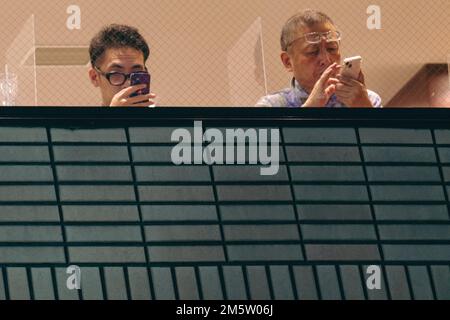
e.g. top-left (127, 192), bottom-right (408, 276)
top-left (94, 66), bottom-right (149, 86)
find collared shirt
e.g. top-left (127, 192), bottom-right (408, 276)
top-left (255, 78), bottom-right (383, 108)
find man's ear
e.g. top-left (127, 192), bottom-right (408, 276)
top-left (88, 67), bottom-right (100, 87)
top-left (281, 52), bottom-right (293, 72)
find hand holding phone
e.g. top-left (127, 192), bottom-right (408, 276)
top-left (129, 72), bottom-right (151, 98)
top-left (335, 56), bottom-right (373, 107)
top-left (340, 56), bottom-right (362, 80)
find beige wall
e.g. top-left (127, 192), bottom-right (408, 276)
top-left (1, 0), bottom-right (449, 106)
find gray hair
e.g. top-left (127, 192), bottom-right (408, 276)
top-left (280, 9), bottom-right (335, 51)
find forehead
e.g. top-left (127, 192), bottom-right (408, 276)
top-left (98, 47), bottom-right (145, 68)
top-left (300, 22), bottom-right (336, 34)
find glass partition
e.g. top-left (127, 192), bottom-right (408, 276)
top-left (227, 17), bottom-right (267, 106)
top-left (4, 15), bottom-right (37, 106)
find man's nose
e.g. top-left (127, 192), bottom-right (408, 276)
top-left (317, 45), bottom-right (332, 65)
top-left (122, 77), bottom-right (131, 89)
top-left (318, 39), bottom-right (331, 65)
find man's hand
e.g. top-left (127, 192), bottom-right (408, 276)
top-left (110, 84), bottom-right (157, 107)
top-left (335, 71), bottom-right (372, 108)
top-left (303, 63), bottom-right (341, 107)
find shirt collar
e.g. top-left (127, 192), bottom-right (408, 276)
top-left (284, 78), bottom-right (310, 107)
top-left (291, 78), bottom-right (310, 99)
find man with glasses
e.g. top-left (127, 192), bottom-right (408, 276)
top-left (88, 24), bottom-right (156, 107)
top-left (256, 10), bottom-right (382, 108)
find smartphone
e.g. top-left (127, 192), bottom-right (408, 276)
top-left (130, 72), bottom-right (151, 98)
top-left (341, 56), bottom-right (362, 79)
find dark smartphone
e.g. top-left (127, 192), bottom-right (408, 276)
top-left (130, 72), bottom-right (151, 98)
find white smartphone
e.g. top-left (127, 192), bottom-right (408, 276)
top-left (341, 56), bottom-right (362, 79)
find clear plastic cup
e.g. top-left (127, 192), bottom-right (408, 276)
top-left (0, 73), bottom-right (18, 107)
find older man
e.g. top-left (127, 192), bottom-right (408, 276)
top-left (256, 9), bottom-right (382, 108)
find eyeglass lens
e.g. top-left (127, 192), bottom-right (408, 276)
top-left (305, 31), bottom-right (340, 43)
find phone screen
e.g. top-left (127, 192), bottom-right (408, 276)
top-left (130, 72), bottom-right (151, 98)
